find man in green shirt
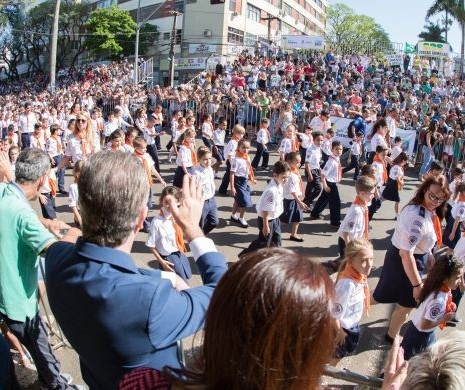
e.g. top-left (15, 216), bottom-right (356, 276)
top-left (0, 148), bottom-right (78, 389)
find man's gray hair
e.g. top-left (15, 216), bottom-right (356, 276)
top-left (15, 148), bottom-right (51, 184)
top-left (78, 151), bottom-right (149, 247)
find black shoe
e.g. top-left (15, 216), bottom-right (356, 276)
top-left (59, 190), bottom-right (68, 195)
top-left (384, 334), bottom-right (394, 345)
top-left (230, 215), bottom-right (240, 223)
top-left (290, 235), bottom-right (304, 242)
top-left (330, 223), bottom-right (341, 229)
top-left (309, 214), bottom-right (322, 220)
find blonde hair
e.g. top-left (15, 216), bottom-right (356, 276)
top-left (232, 124), bottom-right (246, 136)
top-left (338, 238), bottom-right (373, 273)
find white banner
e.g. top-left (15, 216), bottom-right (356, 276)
top-left (386, 54), bottom-right (403, 66)
top-left (175, 57), bottom-right (207, 70)
top-left (188, 44), bottom-right (217, 54)
top-left (417, 41), bottom-right (450, 58)
top-left (282, 35), bottom-right (325, 50)
top-left (396, 128), bottom-right (417, 158)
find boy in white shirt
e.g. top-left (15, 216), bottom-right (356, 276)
top-left (218, 125), bottom-right (245, 195)
top-left (251, 118), bottom-right (271, 170)
top-left (342, 131), bottom-right (363, 180)
top-left (304, 131), bottom-right (324, 209)
top-left (212, 119), bottom-right (227, 178)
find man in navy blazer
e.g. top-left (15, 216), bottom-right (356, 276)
top-left (45, 151), bottom-right (227, 390)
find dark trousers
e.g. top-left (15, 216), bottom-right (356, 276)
top-left (200, 197), bottom-right (219, 235)
top-left (155, 125), bottom-right (162, 149)
top-left (52, 155), bottom-right (65, 192)
top-left (40, 193), bottom-right (57, 220)
top-left (1, 313), bottom-right (70, 389)
top-left (321, 151), bottom-right (329, 165)
top-left (146, 144), bottom-right (160, 173)
top-left (257, 216), bottom-right (282, 247)
top-left (304, 169), bottom-right (322, 205)
top-left (218, 160), bottom-right (231, 195)
top-left (338, 236), bottom-right (346, 258)
top-left (342, 155), bottom-right (360, 179)
top-left (0, 333), bottom-right (19, 390)
top-left (251, 144), bottom-right (269, 169)
top-left (143, 188), bottom-right (153, 231)
top-left (21, 132), bottom-right (31, 149)
top-left (311, 181), bottom-right (341, 225)
top-left (202, 137), bottom-right (213, 151)
top-left (368, 197), bottom-right (382, 221)
top-left (452, 286), bottom-right (463, 309)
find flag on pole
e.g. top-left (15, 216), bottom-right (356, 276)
top-left (404, 42), bottom-right (416, 54)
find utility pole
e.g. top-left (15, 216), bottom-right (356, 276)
top-left (261, 14), bottom-right (279, 57)
top-left (168, 10), bottom-right (181, 87)
top-left (49, 0), bottom-right (61, 93)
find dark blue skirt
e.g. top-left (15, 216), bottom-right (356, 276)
top-left (373, 243), bottom-right (427, 308)
top-left (164, 251), bottom-right (192, 283)
top-left (280, 198), bottom-right (303, 223)
top-left (335, 324), bottom-right (360, 358)
top-left (400, 321), bottom-right (435, 360)
top-left (234, 176), bottom-right (252, 208)
top-left (443, 215), bottom-right (462, 249)
top-left (382, 178), bottom-right (400, 202)
top-left (213, 145), bottom-right (225, 162)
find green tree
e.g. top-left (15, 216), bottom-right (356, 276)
top-left (418, 20), bottom-right (446, 42)
top-left (326, 3), bottom-right (392, 55)
top-left (85, 6), bottom-right (137, 58)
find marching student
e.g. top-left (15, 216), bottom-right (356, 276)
top-left (193, 146), bottom-right (218, 235)
top-left (230, 139), bottom-right (256, 228)
top-left (107, 130), bottom-right (126, 152)
top-left (310, 140), bottom-right (344, 228)
top-left (297, 126), bottom-right (313, 168)
top-left (251, 118), bottom-right (271, 170)
top-left (173, 128), bottom-right (197, 188)
top-left (68, 160), bottom-right (84, 227)
top-left (447, 167), bottom-right (465, 220)
top-left (342, 131), bottom-right (363, 180)
top-left (390, 136), bottom-right (403, 161)
top-left (145, 186), bottom-right (192, 283)
top-left (201, 114), bottom-right (214, 150)
top-left (280, 152), bottom-right (309, 242)
top-left (218, 124), bottom-right (245, 195)
top-left (443, 182), bottom-right (465, 253)
top-left (278, 124), bottom-right (296, 161)
top-left (332, 239), bottom-right (373, 361)
top-left (382, 152), bottom-right (409, 218)
top-left (303, 131), bottom-right (324, 210)
top-left (212, 118), bottom-right (227, 178)
top-left (321, 128), bottom-right (334, 164)
top-left (401, 255), bottom-right (463, 360)
top-left (39, 164), bottom-right (58, 220)
top-left (46, 124), bottom-right (66, 194)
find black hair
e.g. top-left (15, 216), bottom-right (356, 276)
top-left (272, 161), bottom-right (291, 175)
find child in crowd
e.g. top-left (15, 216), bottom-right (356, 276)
top-left (251, 118), bottom-right (271, 170)
top-left (7, 145), bottom-right (19, 180)
top-left (342, 131), bottom-right (363, 180)
top-left (303, 131), bottom-right (324, 209)
top-left (372, 145), bottom-right (388, 191)
top-left (321, 128), bottom-right (334, 164)
top-left (218, 124), bottom-right (245, 195)
top-left (443, 182), bottom-right (465, 253)
top-left (230, 139), bottom-right (256, 228)
top-left (297, 126), bottom-right (313, 168)
top-left (31, 123), bottom-right (45, 150)
top-left (107, 130), bottom-right (125, 152)
top-left (424, 160), bottom-right (445, 181)
top-left (280, 152), bottom-right (309, 242)
top-left (124, 128), bottom-right (139, 154)
top-left (382, 152), bottom-right (409, 218)
top-left (447, 167), bottom-right (465, 220)
top-left (69, 161), bottom-right (84, 227)
top-left (168, 115), bottom-right (186, 164)
top-left (212, 118), bottom-right (227, 178)
top-left (173, 128), bottom-right (196, 188)
top-left (401, 255), bottom-right (464, 360)
top-left (360, 164), bottom-right (382, 222)
top-left (390, 136), bottom-right (403, 161)
top-left (242, 161), bottom-right (290, 254)
top-left (146, 186), bottom-right (192, 283)
top-left (201, 114), bottom-right (214, 150)
top-left (310, 140), bottom-right (343, 228)
top-left (443, 129), bottom-right (455, 169)
top-left (332, 238), bottom-right (373, 360)
top-left (39, 163), bottom-right (58, 220)
top-left (278, 124), bottom-right (295, 161)
top-left (193, 146), bottom-right (218, 235)
top-left (6, 124), bottom-right (18, 146)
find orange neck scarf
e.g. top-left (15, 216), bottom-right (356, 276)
top-left (338, 263), bottom-right (370, 316)
top-left (373, 154), bottom-right (388, 183)
top-left (235, 150), bottom-right (255, 183)
top-left (422, 202), bottom-right (443, 247)
top-left (353, 196), bottom-right (369, 239)
top-left (291, 166), bottom-right (304, 194)
top-left (439, 284), bottom-right (453, 330)
top-left (458, 194), bottom-right (465, 203)
top-left (76, 132), bottom-right (87, 157)
top-left (182, 140), bottom-right (198, 165)
top-left (160, 210), bottom-right (186, 253)
top-left (329, 154), bottom-right (342, 182)
top-left (134, 151), bottom-right (154, 186)
top-left (292, 136), bottom-right (300, 152)
top-left (49, 178), bottom-right (57, 197)
top-left (52, 135), bottom-right (62, 153)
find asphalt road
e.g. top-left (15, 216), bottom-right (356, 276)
top-left (15, 136), bottom-right (465, 389)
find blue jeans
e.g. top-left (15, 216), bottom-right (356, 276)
top-left (420, 145), bottom-right (433, 176)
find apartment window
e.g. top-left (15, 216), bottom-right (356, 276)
top-left (247, 4), bottom-right (261, 22)
top-left (228, 27), bottom-right (244, 44)
top-left (283, 3), bottom-right (291, 15)
top-left (163, 32), bottom-right (170, 40)
top-left (229, 0), bottom-right (236, 12)
top-left (281, 22), bottom-right (291, 34)
top-left (275, 0), bottom-right (282, 8)
top-left (245, 33), bottom-right (257, 47)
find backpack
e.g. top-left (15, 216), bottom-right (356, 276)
top-left (347, 120), bottom-right (356, 139)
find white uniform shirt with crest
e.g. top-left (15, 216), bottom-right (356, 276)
top-left (176, 145), bottom-right (193, 167)
top-left (305, 144), bottom-right (322, 170)
top-left (193, 165), bottom-right (215, 200)
top-left (332, 278), bottom-right (365, 329)
top-left (224, 139), bottom-right (239, 161)
top-left (370, 133), bottom-right (388, 153)
top-left (449, 180), bottom-right (460, 206)
top-left (451, 201), bottom-right (465, 221)
top-left (279, 137), bottom-right (293, 155)
top-left (230, 156), bottom-right (249, 178)
top-left (256, 179), bottom-right (284, 219)
top-left (338, 203), bottom-right (366, 241)
top-left (391, 145), bottom-right (403, 160)
top-left (283, 171), bottom-right (302, 199)
top-left (389, 165), bottom-right (404, 180)
top-left (392, 204), bottom-right (437, 254)
top-left (213, 128), bottom-right (225, 146)
top-left (410, 290), bottom-right (449, 332)
top-left (143, 126), bottom-right (156, 146)
top-left (372, 161), bottom-right (385, 187)
top-left (321, 137), bottom-right (332, 155)
top-left (322, 154), bottom-right (340, 183)
top-left (350, 141), bottom-right (362, 156)
top-left (202, 123), bottom-right (213, 139)
top-left (256, 128), bottom-right (270, 145)
top-left (300, 133), bottom-right (312, 149)
top-left (146, 215), bottom-right (178, 256)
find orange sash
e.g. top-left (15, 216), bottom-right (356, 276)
top-left (439, 284), bottom-right (453, 330)
top-left (134, 151), bottom-right (154, 186)
top-left (458, 194), bottom-right (465, 203)
top-left (235, 150), bottom-right (255, 183)
top-left (422, 202), bottom-right (443, 246)
top-left (338, 263), bottom-right (370, 316)
top-left (160, 210), bottom-right (186, 253)
top-left (76, 132), bottom-right (87, 157)
top-left (52, 135), bottom-right (62, 153)
top-left (292, 136), bottom-right (300, 152)
top-left (290, 166), bottom-right (304, 194)
top-left (49, 178), bottom-right (57, 197)
top-left (373, 154), bottom-right (388, 184)
top-left (182, 140), bottom-right (197, 165)
top-left (353, 196), bottom-right (369, 239)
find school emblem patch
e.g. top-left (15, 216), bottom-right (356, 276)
top-left (413, 220), bottom-right (423, 229)
top-left (348, 222), bottom-right (355, 229)
top-left (408, 236), bottom-right (418, 245)
top-left (333, 303), bottom-right (343, 315)
top-left (430, 304), bottom-right (442, 319)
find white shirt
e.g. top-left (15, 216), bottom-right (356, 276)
top-left (224, 139), bottom-right (239, 161)
top-left (305, 144), bottom-right (322, 170)
top-left (321, 137), bottom-right (332, 155)
top-left (256, 128), bottom-right (270, 145)
top-left (391, 204), bottom-right (438, 254)
top-left (64, 134), bottom-right (92, 162)
top-left (104, 120), bottom-right (118, 137)
top-left (18, 112), bottom-right (36, 133)
top-left (176, 145), bottom-right (194, 167)
top-left (372, 161), bottom-right (386, 187)
top-left (193, 165), bottom-right (215, 200)
top-left (300, 133), bottom-right (312, 149)
top-left (30, 135), bottom-right (45, 150)
top-left (143, 126), bottom-right (157, 146)
top-left (256, 179), bottom-right (284, 220)
top-left (370, 133), bottom-right (388, 153)
top-left (145, 216), bottom-right (179, 256)
top-left (46, 136), bottom-right (63, 158)
top-left (410, 290), bottom-right (449, 332)
top-left (389, 165), bottom-right (404, 180)
top-left (68, 183), bottom-right (79, 208)
top-left (322, 154), bottom-right (341, 183)
top-left (386, 116), bottom-right (397, 139)
top-left (213, 128), bottom-right (225, 146)
top-left (283, 171), bottom-right (302, 199)
top-left (350, 141), bottom-right (362, 156)
top-left (309, 116), bottom-right (331, 133)
top-left (451, 201), bottom-right (465, 221)
top-left (332, 278), bottom-right (365, 329)
top-left (202, 122), bottom-right (213, 139)
top-left (279, 138), bottom-right (293, 155)
top-left (230, 156), bottom-right (249, 178)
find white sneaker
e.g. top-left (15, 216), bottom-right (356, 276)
top-left (239, 218), bottom-right (248, 228)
